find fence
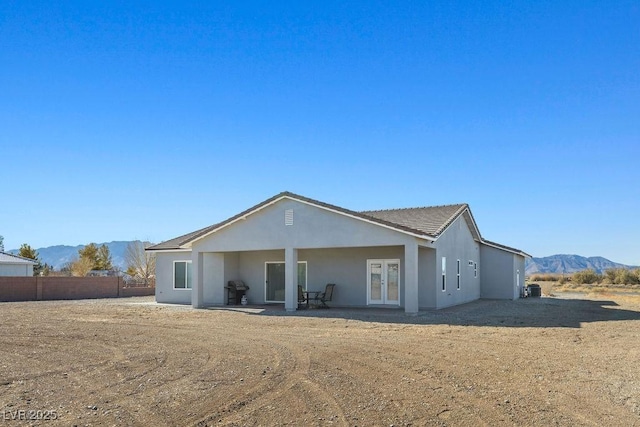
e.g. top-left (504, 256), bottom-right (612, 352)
top-left (0, 276), bottom-right (155, 302)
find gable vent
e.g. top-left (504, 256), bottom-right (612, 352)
top-left (284, 209), bottom-right (294, 226)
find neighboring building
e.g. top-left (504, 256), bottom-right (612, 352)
top-left (147, 192), bottom-right (529, 312)
top-left (0, 251), bottom-right (37, 276)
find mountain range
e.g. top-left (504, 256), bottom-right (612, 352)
top-left (8, 241), bottom-right (145, 270)
top-left (7, 241), bottom-right (637, 275)
top-left (525, 254), bottom-right (636, 275)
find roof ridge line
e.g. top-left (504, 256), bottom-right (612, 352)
top-left (432, 204), bottom-right (470, 236)
top-left (360, 203), bottom-right (467, 213)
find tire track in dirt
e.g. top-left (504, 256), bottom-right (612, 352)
top-left (194, 330), bottom-right (349, 426)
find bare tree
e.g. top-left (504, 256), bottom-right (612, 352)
top-left (125, 241), bottom-right (156, 285)
top-left (70, 256), bottom-right (93, 277)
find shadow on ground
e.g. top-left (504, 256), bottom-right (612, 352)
top-left (207, 297), bottom-right (640, 328)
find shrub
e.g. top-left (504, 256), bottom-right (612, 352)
top-left (572, 269), bottom-right (601, 285)
top-left (603, 268), bottom-right (640, 285)
top-left (604, 269), bottom-right (618, 284)
top-left (530, 273), bottom-right (563, 282)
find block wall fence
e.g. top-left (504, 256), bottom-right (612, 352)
top-left (0, 276), bottom-right (154, 302)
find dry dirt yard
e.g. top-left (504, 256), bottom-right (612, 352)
top-left (1, 295), bottom-right (639, 427)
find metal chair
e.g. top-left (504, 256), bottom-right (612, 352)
top-left (312, 283), bottom-right (335, 308)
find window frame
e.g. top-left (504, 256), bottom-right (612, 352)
top-left (173, 260), bottom-right (193, 290)
top-left (441, 257), bottom-right (447, 292)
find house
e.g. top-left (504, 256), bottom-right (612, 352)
top-left (0, 251), bottom-right (37, 276)
top-left (147, 192), bottom-right (529, 313)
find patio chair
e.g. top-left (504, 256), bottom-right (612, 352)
top-left (312, 283), bottom-right (335, 308)
top-left (298, 285), bottom-right (308, 309)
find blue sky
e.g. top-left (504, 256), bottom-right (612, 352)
top-left (1, 1), bottom-right (639, 264)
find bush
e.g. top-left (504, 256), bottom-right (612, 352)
top-left (530, 273), bottom-right (563, 282)
top-left (603, 268), bottom-right (640, 285)
top-left (572, 269), bottom-right (601, 285)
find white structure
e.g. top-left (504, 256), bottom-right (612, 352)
top-left (0, 251), bottom-right (36, 276)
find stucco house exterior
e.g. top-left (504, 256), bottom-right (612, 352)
top-left (0, 251), bottom-right (37, 276)
top-left (148, 192), bottom-right (529, 313)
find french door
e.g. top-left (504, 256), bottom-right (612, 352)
top-left (367, 259), bottom-right (400, 305)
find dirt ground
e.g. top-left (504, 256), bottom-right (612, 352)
top-left (1, 295), bottom-right (639, 427)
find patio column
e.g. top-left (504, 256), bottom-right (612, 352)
top-left (404, 242), bottom-right (419, 314)
top-left (203, 252), bottom-right (225, 305)
top-left (192, 251), bottom-right (204, 309)
top-left (284, 247), bottom-right (298, 312)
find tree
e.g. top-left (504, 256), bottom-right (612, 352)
top-left (78, 243), bottom-right (99, 268)
top-left (125, 241), bottom-right (156, 285)
top-left (0, 235), bottom-right (4, 251)
top-left (18, 243), bottom-right (38, 260)
top-left (77, 243), bottom-right (113, 271)
top-left (18, 243), bottom-right (44, 276)
top-left (96, 244), bottom-right (113, 271)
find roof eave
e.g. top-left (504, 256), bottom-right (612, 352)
top-left (433, 205), bottom-right (482, 242)
top-left (481, 240), bottom-right (531, 258)
top-left (145, 247), bottom-right (191, 252)
top-left (0, 252), bottom-right (38, 264)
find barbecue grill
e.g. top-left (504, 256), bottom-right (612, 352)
top-left (225, 280), bottom-right (249, 305)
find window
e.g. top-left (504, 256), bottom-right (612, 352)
top-left (474, 262), bottom-right (478, 278)
top-left (441, 257), bottom-right (446, 291)
top-left (457, 259), bottom-right (461, 290)
top-left (174, 261), bottom-right (192, 289)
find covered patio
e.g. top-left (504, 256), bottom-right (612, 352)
top-left (189, 243), bottom-right (429, 314)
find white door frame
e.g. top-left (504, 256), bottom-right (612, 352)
top-left (367, 259), bottom-right (401, 306)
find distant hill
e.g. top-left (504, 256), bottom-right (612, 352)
top-left (526, 254), bottom-right (636, 275)
top-left (8, 241), bottom-right (145, 270)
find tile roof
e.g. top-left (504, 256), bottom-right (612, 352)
top-left (0, 251), bottom-right (38, 265)
top-left (147, 191), bottom-right (526, 257)
top-left (360, 204), bottom-right (468, 237)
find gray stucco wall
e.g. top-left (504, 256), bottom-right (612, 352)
top-left (300, 246), bottom-right (405, 307)
top-left (191, 198), bottom-right (421, 252)
top-left (233, 250), bottom-right (283, 304)
top-left (418, 247), bottom-right (437, 309)
top-left (433, 216), bottom-right (481, 309)
top-left (480, 244), bottom-right (525, 300)
top-left (155, 251), bottom-right (193, 304)
top-left (0, 264), bottom-right (34, 276)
